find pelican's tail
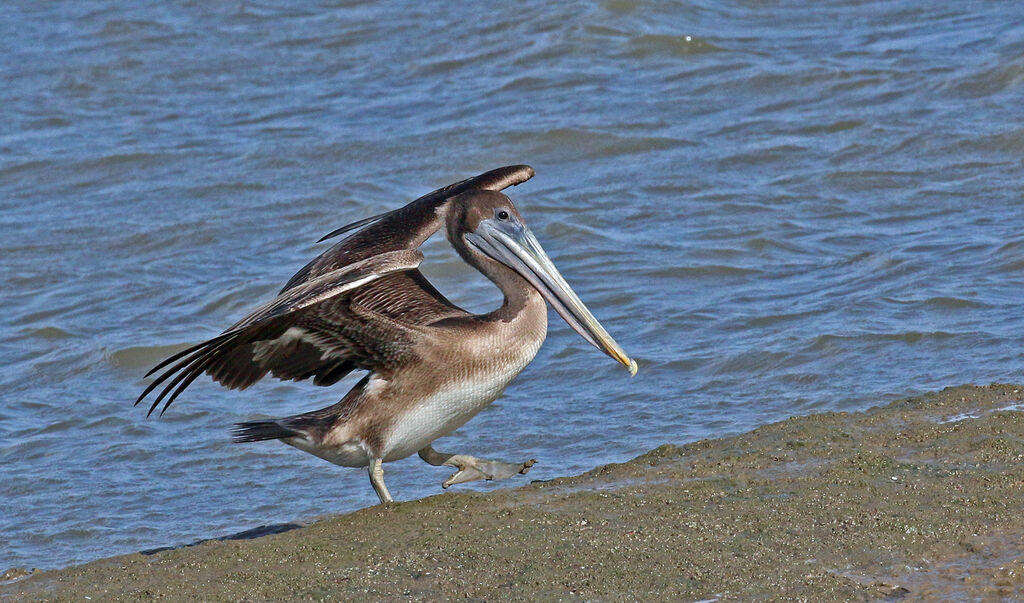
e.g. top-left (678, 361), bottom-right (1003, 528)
top-left (233, 376), bottom-right (367, 445)
top-left (231, 420), bottom-right (301, 443)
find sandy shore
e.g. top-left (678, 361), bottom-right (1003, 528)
top-left (3, 384), bottom-right (1023, 601)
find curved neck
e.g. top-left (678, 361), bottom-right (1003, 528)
top-left (448, 229), bottom-right (541, 322)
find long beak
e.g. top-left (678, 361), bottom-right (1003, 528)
top-left (466, 219), bottom-right (637, 376)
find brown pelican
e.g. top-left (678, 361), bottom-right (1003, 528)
top-left (136, 165), bottom-right (636, 503)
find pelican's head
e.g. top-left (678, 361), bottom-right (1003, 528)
top-left (455, 190), bottom-right (637, 376)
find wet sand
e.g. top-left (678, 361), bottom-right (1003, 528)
top-left (4, 384), bottom-right (1023, 601)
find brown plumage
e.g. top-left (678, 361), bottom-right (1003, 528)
top-left (136, 165), bottom-right (635, 503)
top-left (137, 166), bottom-right (533, 417)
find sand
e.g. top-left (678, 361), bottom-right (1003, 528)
top-left (3, 384), bottom-right (1023, 601)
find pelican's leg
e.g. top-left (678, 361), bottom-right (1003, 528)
top-left (368, 457), bottom-right (393, 504)
top-left (418, 445), bottom-right (536, 488)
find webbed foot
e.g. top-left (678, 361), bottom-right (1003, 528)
top-left (441, 455), bottom-right (536, 488)
top-left (418, 446), bottom-right (535, 488)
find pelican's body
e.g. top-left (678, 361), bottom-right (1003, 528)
top-left (285, 291), bottom-right (545, 469)
top-left (137, 166), bottom-right (634, 502)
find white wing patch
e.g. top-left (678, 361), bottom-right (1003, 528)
top-left (252, 326), bottom-right (337, 363)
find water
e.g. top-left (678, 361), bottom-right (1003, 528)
top-left (3, 0), bottom-right (1024, 571)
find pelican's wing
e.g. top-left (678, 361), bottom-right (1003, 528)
top-left (137, 166), bottom-right (536, 417)
top-left (281, 164), bottom-right (535, 292)
top-left (135, 250), bottom-right (425, 417)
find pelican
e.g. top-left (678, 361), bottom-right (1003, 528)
top-left (136, 165), bottom-right (636, 503)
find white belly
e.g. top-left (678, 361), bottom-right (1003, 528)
top-left (380, 309), bottom-right (546, 461)
top-left (295, 295), bottom-right (548, 466)
top-left (280, 371), bottom-right (515, 466)
top-left (381, 371), bottom-right (515, 462)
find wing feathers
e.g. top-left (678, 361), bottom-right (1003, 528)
top-left (248, 249), bottom-right (423, 323)
top-left (313, 165), bottom-right (533, 245)
top-left (284, 165), bottom-right (534, 292)
top-left (137, 249), bottom-right (423, 415)
top-left (315, 211), bottom-right (391, 244)
top-left (143, 332), bottom-right (235, 379)
top-left (142, 336), bottom-right (239, 416)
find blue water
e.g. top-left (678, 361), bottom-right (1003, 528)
top-left (3, 0), bottom-right (1024, 570)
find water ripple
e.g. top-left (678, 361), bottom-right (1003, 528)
top-left (3, 0), bottom-right (1024, 572)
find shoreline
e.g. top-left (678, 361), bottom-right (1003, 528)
top-left (3, 384), bottom-right (1023, 600)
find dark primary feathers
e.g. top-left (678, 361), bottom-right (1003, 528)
top-left (136, 165), bottom-right (535, 417)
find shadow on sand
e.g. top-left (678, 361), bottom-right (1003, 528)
top-left (140, 522), bottom-right (303, 556)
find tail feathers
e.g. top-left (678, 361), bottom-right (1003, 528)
top-left (232, 420), bottom-right (301, 443)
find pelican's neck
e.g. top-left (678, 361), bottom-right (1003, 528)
top-left (449, 231), bottom-right (542, 322)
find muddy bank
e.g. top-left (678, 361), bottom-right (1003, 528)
top-left (4, 384), bottom-right (1023, 601)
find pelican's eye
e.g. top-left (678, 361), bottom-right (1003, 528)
top-left (496, 209), bottom-right (510, 221)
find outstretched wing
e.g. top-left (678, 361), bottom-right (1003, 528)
top-left (136, 165), bottom-right (536, 416)
top-left (135, 250), bottom-right (424, 417)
